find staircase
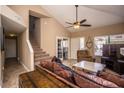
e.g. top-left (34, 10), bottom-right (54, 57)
top-left (30, 39), bottom-right (52, 65)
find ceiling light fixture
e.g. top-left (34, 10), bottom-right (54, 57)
top-left (9, 34), bottom-right (16, 37)
top-left (66, 5), bottom-right (91, 29)
top-left (73, 22), bottom-right (80, 29)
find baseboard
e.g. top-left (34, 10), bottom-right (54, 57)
top-left (69, 58), bottom-right (77, 60)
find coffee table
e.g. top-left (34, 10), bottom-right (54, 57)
top-left (72, 61), bottom-right (105, 75)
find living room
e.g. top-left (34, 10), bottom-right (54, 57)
top-left (0, 4), bottom-right (124, 88)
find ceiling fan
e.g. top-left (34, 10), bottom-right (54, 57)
top-left (66, 5), bottom-right (91, 29)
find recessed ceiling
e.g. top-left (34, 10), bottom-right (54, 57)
top-left (42, 5), bottom-right (124, 32)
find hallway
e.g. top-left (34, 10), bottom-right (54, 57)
top-left (3, 58), bottom-right (26, 88)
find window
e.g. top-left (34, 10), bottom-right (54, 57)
top-left (80, 37), bottom-right (85, 49)
top-left (62, 39), bottom-right (68, 47)
top-left (110, 34), bottom-right (124, 44)
top-left (94, 36), bottom-right (108, 56)
top-left (94, 34), bottom-right (124, 56)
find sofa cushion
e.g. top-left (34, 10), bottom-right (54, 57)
top-left (99, 71), bottom-right (124, 87)
top-left (73, 73), bottom-right (101, 88)
top-left (76, 70), bottom-right (119, 88)
top-left (55, 69), bottom-right (71, 79)
top-left (40, 61), bottom-right (54, 71)
top-left (53, 63), bottom-right (74, 82)
top-left (51, 56), bottom-right (62, 63)
top-left (53, 62), bottom-right (64, 71)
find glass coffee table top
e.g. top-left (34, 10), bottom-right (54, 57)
top-left (73, 61), bottom-right (105, 74)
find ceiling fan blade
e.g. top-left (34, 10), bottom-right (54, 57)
top-left (80, 24), bottom-right (91, 27)
top-left (80, 19), bottom-right (87, 24)
top-left (66, 26), bottom-right (73, 28)
top-left (65, 22), bottom-right (73, 25)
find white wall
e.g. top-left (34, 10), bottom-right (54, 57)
top-left (40, 18), bottom-right (70, 57)
top-left (5, 39), bottom-right (16, 58)
top-left (70, 37), bottom-right (80, 59)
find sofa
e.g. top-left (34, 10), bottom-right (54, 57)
top-left (19, 56), bottom-right (124, 88)
top-left (38, 57), bottom-right (121, 88)
top-left (98, 70), bottom-right (124, 87)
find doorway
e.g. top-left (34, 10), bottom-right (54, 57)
top-left (5, 35), bottom-right (17, 60)
top-left (29, 15), bottom-right (41, 46)
top-left (56, 37), bottom-right (69, 60)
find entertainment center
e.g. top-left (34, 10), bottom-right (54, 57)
top-left (101, 44), bottom-right (124, 75)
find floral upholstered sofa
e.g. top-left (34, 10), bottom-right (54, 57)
top-left (38, 57), bottom-right (124, 88)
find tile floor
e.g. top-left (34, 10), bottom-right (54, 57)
top-left (2, 58), bottom-right (26, 88)
top-left (63, 59), bottom-right (77, 69)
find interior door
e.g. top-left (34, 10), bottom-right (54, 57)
top-left (56, 37), bottom-right (69, 60)
top-left (5, 38), bottom-right (17, 58)
top-left (56, 37), bottom-right (63, 60)
top-left (71, 37), bottom-right (80, 59)
top-left (63, 38), bottom-right (69, 60)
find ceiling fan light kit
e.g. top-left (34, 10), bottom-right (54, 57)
top-left (74, 24), bottom-right (80, 29)
top-left (74, 22), bottom-right (80, 29)
top-left (66, 5), bottom-right (91, 29)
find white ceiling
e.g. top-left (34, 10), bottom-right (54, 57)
top-left (42, 5), bottom-right (124, 32)
top-left (2, 15), bottom-right (26, 34)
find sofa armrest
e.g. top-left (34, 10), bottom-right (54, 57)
top-left (35, 64), bottom-right (79, 88)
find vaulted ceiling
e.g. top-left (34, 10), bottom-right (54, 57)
top-left (42, 5), bottom-right (124, 32)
